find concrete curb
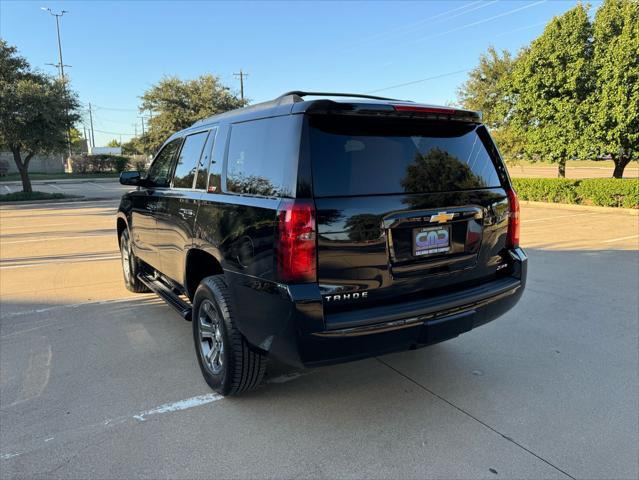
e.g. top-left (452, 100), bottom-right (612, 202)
top-left (520, 200), bottom-right (639, 216)
top-left (0, 177), bottom-right (118, 186)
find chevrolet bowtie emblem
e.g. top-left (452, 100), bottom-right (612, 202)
top-left (430, 212), bottom-right (455, 223)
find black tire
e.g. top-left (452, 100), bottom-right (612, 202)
top-left (192, 275), bottom-right (267, 396)
top-left (119, 229), bottom-right (150, 293)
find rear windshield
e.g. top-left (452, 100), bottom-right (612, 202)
top-left (307, 115), bottom-right (502, 197)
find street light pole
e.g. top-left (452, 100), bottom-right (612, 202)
top-left (42, 7), bottom-right (72, 165)
top-left (41, 8), bottom-right (67, 81)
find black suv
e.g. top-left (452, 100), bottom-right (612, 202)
top-left (117, 91), bottom-right (527, 395)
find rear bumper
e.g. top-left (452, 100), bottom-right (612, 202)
top-left (228, 248), bottom-right (527, 368)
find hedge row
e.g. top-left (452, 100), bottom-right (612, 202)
top-left (70, 155), bottom-right (129, 174)
top-left (512, 178), bottom-right (639, 208)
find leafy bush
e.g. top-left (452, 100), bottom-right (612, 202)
top-left (512, 178), bottom-right (581, 204)
top-left (71, 155), bottom-right (131, 173)
top-left (0, 191), bottom-right (69, 202)
top-left (512, 178), bottom-right (639, 208)
top-left (133, 159), bottom-right (148, 173)
top-left (575, 179), bottom-right (639, 208)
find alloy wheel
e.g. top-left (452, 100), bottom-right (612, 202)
top-left (198, 299), bottom-right (224, 375)
top-left (121, 237), bottom-right (131, 282)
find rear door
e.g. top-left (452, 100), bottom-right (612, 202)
top-left (157, 129), bottom-right (213, 284)
top-left (305, 114), bottom-right (511, 314)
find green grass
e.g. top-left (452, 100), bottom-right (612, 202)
top-left (0, 172), bottom-right (119, 183)
top-left (0, 191), bottom-right (74, 203)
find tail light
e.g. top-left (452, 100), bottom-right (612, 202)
top-left (506, 188), bottom-right (520, 249)
top-left (276, 200), bottom-right (317, 283)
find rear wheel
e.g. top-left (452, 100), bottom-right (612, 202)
top-left (119, 229), bottom-right (150, 293)
top-left (192, 275), bottom-right (267, 395)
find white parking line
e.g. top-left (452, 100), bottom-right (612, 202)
top-left (0, 371), bottom-right (308, 461)
top-left (46, 183), bottom-right (64, 191)
top-left (133, 393), bottom-right (223, 421)
top-left (0, 254), bottom-right (120, 270)
top-left (522, 212), bottom-right (599, 224)
top-left (0, 223), bottom-right (77, 230)
top-left (0, 199), bottom-right (114, 209)
top-left (1, 234), bottom-right (112, 245)
top-left (89, 182), bottom-right (107, 190)
top-left (1, 297), bottom-right (148, 320)
top-left (3, 185), bottom-right (11, 193)
top-left (601, 234), bottom-right (639, 244)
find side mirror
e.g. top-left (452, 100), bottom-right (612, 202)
top-left (120, 171), bottom-right (142, 186)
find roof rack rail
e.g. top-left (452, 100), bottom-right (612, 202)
top-left (278, 91), bottom-right (405, 102)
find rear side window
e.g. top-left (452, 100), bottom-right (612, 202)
top-left (307, 116), bottom-right (502, 197)
top-left (147, 138), bottom-right (182, 188)
top-left (226, 116), bottom-right (298, 197)
top-left (195, 128), bottom-right (217, 190)
top-left (172, 131), bottom-right (209, 189)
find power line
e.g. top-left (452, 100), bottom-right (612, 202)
top-left (90, 104), bottom-right (139, 112)
top-left (350, 1), bottom-right (485, 48)
top-left (398, 0), bottom-right (547, 48)
top-left (494, 20), bottom-right (547, 38)
top-left (366, 68), bottom-right (470, 94)
top-left (86, 112), bottom-right (136, 126)
top-left (93, 129), bottom-right (136, 136)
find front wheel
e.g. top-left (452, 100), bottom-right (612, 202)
top-left (192, 275), bottom-right (267, 395)
top-left (119, 229), bottom-right (150, 293)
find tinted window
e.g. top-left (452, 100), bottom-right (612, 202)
top-left (147, 138), bottom-right (182, 187)
top-left (308, 116), bottom-right (502, 197)
top-left (172, 131), bottom-right (209, 189)
top-left (195, 128), bottom-right (217, 190)
top-left (226, 116), bottom-right (298, 197)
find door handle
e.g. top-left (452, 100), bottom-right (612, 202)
top-left (178, 208), bottom-right (195, 219)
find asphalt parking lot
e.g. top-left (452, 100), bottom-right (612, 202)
top-left (1, 187), bottom-right (638, 479)
top-left (1, 179), bottom-right (129, 201)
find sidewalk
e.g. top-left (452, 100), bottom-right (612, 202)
top-left (520, 200), bottom-right (638, 215)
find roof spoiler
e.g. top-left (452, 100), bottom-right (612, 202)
top-left (277, 91), bottom-right (406, 102)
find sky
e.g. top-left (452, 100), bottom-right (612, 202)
top-left (1, 0), bottom-right (597, 147)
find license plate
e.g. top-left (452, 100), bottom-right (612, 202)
top-left (413, 226), bottom-right (451, 257)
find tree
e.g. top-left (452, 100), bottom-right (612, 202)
top-left (509, 4), bottom-right (594, 177)
top-left (457, 47), bottom-right (516, 129)
top-left (589, 0), bottom-right (639, 178)
top-left (121, 133), bottom-right (149, 155)
top-left (457, 47), bottom-right (524, 161)
top-left (0, 40), bottom-right (79, 192)
top-left (69, 127), bottom-right (85, 153)
top-left (140, 75), bottom-right (246, 154)
top-left (107, 138), bottom-right (121, 148)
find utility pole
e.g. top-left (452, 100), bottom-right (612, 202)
top-left (233, 69), bottom-right (249, 101)
top-left (88, 103), bottom-right (96, 149)
top-left (139, 116), bottom-right (146, 136)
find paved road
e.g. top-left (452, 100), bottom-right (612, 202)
top-left (1, 198), bottom-right (637, 479)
